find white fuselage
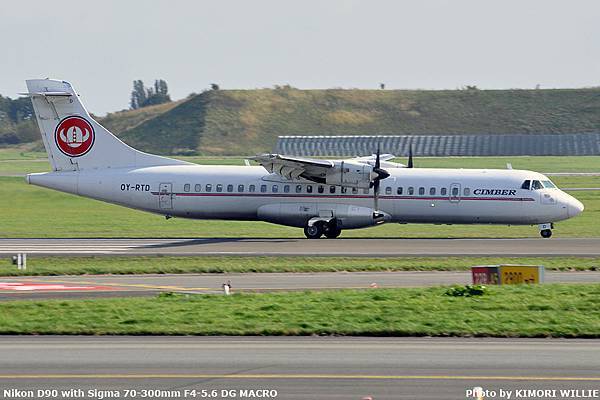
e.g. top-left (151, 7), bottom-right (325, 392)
top-left (27, 164), bottom-right (584, 230)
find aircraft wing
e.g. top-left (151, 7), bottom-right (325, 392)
top-left (348, 154), bottom-right (406, 168)
top-left (250, 154), bottom-right (334, 181)
top-left (350, 153), bottom-right (396, 162)
top-left (250, 153), bottom-right (390, 189)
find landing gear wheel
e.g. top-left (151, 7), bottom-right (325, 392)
top-left (304, 223), bottom-right (323, 239)
top-left (324, 226), bottom-right (342, 239)
top-left (540, 229), bottom-right (552, 238)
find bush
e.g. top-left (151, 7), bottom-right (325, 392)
top-left (444, 284), bottom-right (488, 297)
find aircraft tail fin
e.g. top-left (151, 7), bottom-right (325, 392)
top-left (25, 79), bottom-right (187, 172)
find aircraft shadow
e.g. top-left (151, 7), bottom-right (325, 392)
top-left (139, 237), bottom-right (296, 249)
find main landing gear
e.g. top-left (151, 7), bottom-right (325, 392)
top-left (304, 220), bottom-right (342, 239)
top-left (539, 223), bottom-right (553, 238)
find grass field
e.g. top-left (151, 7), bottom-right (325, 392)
top-left (1, 256), bottom-right (598, 276)
top-left (0, 284), bottom-right (598, 337)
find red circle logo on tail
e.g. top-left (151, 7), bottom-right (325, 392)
top-left (55, 116), bottom-right (95, 157)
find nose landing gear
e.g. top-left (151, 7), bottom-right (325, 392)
top-left (539, 223), bottom-right (554, 238)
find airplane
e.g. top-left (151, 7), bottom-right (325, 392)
top-left (23, 78), bottom-right (584, 239)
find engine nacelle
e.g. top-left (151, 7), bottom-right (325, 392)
top-left (325, 161), bottom-right (373, 189)
top-left (257, 202), bottom-right (390, 229)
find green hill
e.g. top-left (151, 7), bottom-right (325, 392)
top-left (3, 88), bottom-right (600, 155)
top-left (117, 87), bottom-right (600, 155)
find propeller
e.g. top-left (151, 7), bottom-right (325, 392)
top-left (371, 147), bottom-right (390, 217)
top-left (407, 145), bottom-right (414, 168)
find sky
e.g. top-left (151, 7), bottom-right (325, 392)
top-left (1, 0), bottom-right (599, 114)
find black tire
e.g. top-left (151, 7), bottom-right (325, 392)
top-left (540, 229), bottom-right (552, 238)
top-left (304, 223), bottom-right (323, 239)
top-left (324, 227), bottom-right (342, 239)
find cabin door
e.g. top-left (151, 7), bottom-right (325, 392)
top-left (159, 183), bottom-right (173, 210)
top-left (449, 183), bottom-right (461, 203)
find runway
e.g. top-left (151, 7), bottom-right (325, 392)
top-left (2, 237), bottom-right (600, 256)
top-left (1, 271), bottom-right (599, 300)
top-left (0, 336), bottom-right (598, 399)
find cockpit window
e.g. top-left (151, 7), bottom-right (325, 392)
top-left (532, 180), bottom-right (543, 190)
top-left (521, 180), bottom-right (531, 190)
top-left (542, 180), bottom-right (556, 189)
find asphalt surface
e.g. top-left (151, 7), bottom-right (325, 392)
top-left (1, 271), bottom-right (599, 300)
top-left (2, 238), bottom-right (600, 256)
top-left (0, 336), bottom-right (598, 400)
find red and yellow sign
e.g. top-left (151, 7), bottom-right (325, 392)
top-left (471, 265), bottom-right (544, 285)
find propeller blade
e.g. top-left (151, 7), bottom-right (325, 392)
top-left (374, 168), bottom-right (390, 180)
top-left (408, 146), bottom-right (414, 168)
top-left (372, 146), bottom-right (388, 215)
top-left (373, 178), bottom-right (380, 213)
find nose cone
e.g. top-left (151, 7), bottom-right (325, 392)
top-left (567, 197), bottom-right (585, 218)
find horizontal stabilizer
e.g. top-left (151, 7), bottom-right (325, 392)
top-left (19, 91), bottom-right (73, 97)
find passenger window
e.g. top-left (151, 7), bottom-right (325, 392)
top-left (418, 187), bottom-right (425, 195)
top-left (216, 184), bottom-right (223, 192)
top-left (441, 187), bottom-right (447, 196)
top-left (318, 185), bottom-right (324, 194)
top-left (205, 184), bottom-right (212, 192)
top-left (463, 188), bottom-right (470, 196)
top-left (272, 185), bottom-right (278, 193)
top-left (521, 180), bottom-right (531, 190)
top-left (260, 184), bottom-right (267, 193)
top-left (352, 187), bottom-right (358, 194)
top-left (532, 180), bottom-right (543, 190)
top-left (184, 184), bottom-right (190, 192)
top-left (238, 184), bottom-right (244, 192)
top-left (284, 185), bottom-right (290, 193)
top-left (385, 187), bottom-right (392, 195)
top-left (452, 187), bottom-right (459, 196)
top-left (329, 186), bottom-right (336, 194)
top-left (408, 187), bottom-right (414, 195)
top-left (227, 184), bottom-right (233, 192)
top-left (397, 187), bottom-right (403, 195)
top-left (341, 187), bottom-right (347, 194)
top-left (307, 185), bottom-right (313, 193)
top-left (195, 184), bottom-right (201, 192)
top-left (249, 184), bottom-right (255, 192)
top-left (430, 187), bottom-right (436, 195)
top-left (296, 185), bottom-right (302, 193)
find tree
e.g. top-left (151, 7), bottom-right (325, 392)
top-left (130, 79), bottom-right (171, 109)
top-left (156, 79), bottom-right (168, 96)
top-left (9, 97), bottom-right (34, 122)
top-left (130, 80), bottom-right (146, 110)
